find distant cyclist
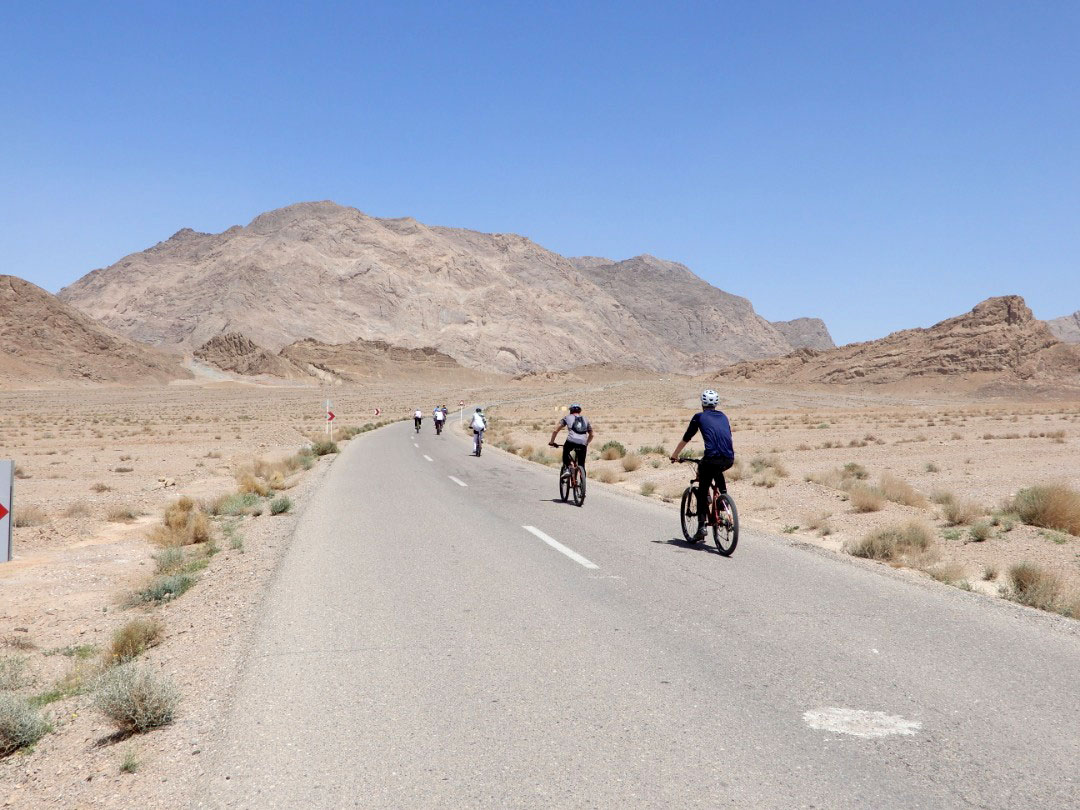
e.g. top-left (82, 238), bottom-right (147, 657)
top-left (433, 405), bottom-right (446, 434)
top-left (670, 390), bottom-right (735, 542)
top-left (413, 409), bottom-right (423, 432)
top-left (470, 407), bottom-right (487, 455)
top-left (548, 404), bottom-right (593, 473)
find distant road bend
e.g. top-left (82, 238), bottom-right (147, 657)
top-left (199, 420), bottom-right (1080, 808)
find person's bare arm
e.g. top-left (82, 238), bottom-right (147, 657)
top-left (670, 439), bottom-right (688, 463)
top-left (586, 425), bottom-right (595, 446)
top-left (549, 421), bottom-right (565, 446)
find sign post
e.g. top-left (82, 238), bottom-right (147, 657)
top-left (459, 400), bottom-right (465, 423)
top-left (1, 460), bottom-right (13, 563)
top-left (325, 399), bottom-right (336, 442)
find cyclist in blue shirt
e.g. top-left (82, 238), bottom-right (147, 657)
top-left (670, 389), bottom-right (735, 541)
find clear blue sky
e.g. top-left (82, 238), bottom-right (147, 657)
top-left (3, 1), bottom-right (1078, 345)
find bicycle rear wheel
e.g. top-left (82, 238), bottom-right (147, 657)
top-left (680, 487), bottom-right (700, 543)
top-left (559, 466), bottom-right (570, 502)
top-left (572, 467), bottom-right (586, 507)
top-left (712, 492), bottom-right (739, 556)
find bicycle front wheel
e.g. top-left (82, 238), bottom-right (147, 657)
top-left (680, 487), bottom-right (699, 543)
top-left (712, 493), bottom-right (739, 556)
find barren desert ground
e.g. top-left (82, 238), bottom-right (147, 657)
top-left (1, 378), bottom-right (1079, 806)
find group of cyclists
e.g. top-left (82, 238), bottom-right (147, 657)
top-left (413, 389), bottom-right (734, 542)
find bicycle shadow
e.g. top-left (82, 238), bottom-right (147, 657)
top-left (539, 498), bottom-right (581, 507)
top-left (652, 537), bottom-right (723, 555)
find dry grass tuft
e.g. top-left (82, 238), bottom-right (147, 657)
top-left (1009, 484), bottom-right (1080, 536)
top-left (596, 468), bottom-right (623, 484)
top-left (621, 454), bottom-right (642, 472)
top-left (877, 473), bottom-right (927, 508)
top-left (942, 499), bottom-right (985, 526)
top-left (95, 664), bottom-right (178, 733)
top-left (62, 502), bottom-right (92, 519)
top-left (105, 619), bottom-right (164, 665)
top-left (639, 481), bottom-right (657, 496)
top-left (0, 694), bottom-right (50, 756)
top-left (13, 505), bottom-right (48, 528)
top-left (850, 485), bottom-right (884, 512)
top-left (1006, 562), bottom-right (1064, 612)
top-left (805, 512), bottom-right (834, 536)
top-left (106, 505), bottom-right (139, 522)
top-left (147, 497), bottom-right (211, 547)
top-left (845, 521), bottom-right (934, 562)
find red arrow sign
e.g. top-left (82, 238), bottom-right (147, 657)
top-left (374, 408), bottom-right (381, 416)
top-left (326, 411), bottom-right (336, 422)
top-left (0, 503), bottom-right (7, 522)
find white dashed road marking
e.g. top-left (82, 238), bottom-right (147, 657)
top-left (803, 708), bottom-right (921, 738)
top-left (424, 455), bottom-right (433, 461)
top-left (448, 476), bottom-right (467, 487)
top-left (523, 526), bottom-right (598, 570)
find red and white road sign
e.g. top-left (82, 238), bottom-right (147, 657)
top-left (1, 459), bottom-right (12, 563)
top-left (326, 410), bottom-right (336, 422)
top-left (374, 408), bottom-right (381, 416)
top-left (0, 503), bottom-right (7, 522)
top-left (459, 400), bottom-right (465, 406)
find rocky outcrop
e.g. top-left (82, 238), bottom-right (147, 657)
top-left (58, 201), bottom-right (830, 375)
top-left (769, 317), bottom-right (835, 351)
top-left (1047, 311), bottom-right (1080, 343)
top-left (280, 337), bottom-right (481, 382)
top-left (194, 333), bottom-right (308, 378)
top-left (715, 296), bottom-right (1080, 390)
top-left (0, 275), bottom-right (189, 385)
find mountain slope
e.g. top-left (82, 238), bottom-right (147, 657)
top-left (715, 296), bottom-right (1080, 391)
top-left (0, 275), bottom-right (189, 385)
top-left (1047, 311), bottom-right (1080, 343)
top-left (770, 317), bottom-right (835, 350)
top-left (58, 202), bottom-right (828, 375)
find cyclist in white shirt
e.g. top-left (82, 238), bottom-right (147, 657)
top-left (413, 409), bottom-right (423, 431)
top-left (470, 408), bottom-right (487, 455)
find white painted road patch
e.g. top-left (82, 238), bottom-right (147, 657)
top-left (523, 525), bottom-right (599, 569)
top-left (424, 455), bottom-right (433, 461)
top-left (803, 708), bottom-right (921, 738)
top-left (448, 476), bottom-right (468, 487)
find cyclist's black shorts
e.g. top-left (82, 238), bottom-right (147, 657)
top-left (562, 441), bottom-right (587, 470)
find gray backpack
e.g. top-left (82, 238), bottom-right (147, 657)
top-left (570, 415), bottom-right (588, 435)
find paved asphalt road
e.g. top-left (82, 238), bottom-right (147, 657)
top-left (199, 420), bottom-right (1080, 808)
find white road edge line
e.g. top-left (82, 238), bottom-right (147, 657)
top-left (448, 476), bottom-right (468, 487)
top-left (523, 526), bottom-right (599, 569)
top-left (424, 455), bottom-right (433, 461)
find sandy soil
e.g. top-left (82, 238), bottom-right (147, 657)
top-left (1, 377), bottom-right (1078, 806)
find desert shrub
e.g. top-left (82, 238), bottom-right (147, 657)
top-left (968, 520), bottom-right (992, 542)
top-left (13, 465), bottom-right (29, 480)
top-left (678, 448), bottom-right (702, 460)
top-left (596, 468), bottom-right (622, 484)
top-left (877, 473), bottom-right (926, 508)
top-left (842, 462), bottom-right (869, 480)
top-left (527, 450), bottom-right (552, 465)
top-left (311, 439), bottom-right (339, 456)
top-left (145, 497), bottom-right (211, 548)
top-left (850, 486), bottom-right (884, 512)
top-left (924, 561), bottom-right (966, 584)
top-left (131, 574), bottom-right (195, 605)
top-left (1007, 562), bottom-right (1063, 612)
top-left (991, 511), bottom-right (1018, 531)
top-left (750, 456), bottom-right (788, 477)
top-left (270, 496), bottom-right (292, 515)
top-left (106, 619), bottom-right (164, 665)
top-left (599, 441), bottom-right (626, 460)
top-left (90, 482), bottom-right (111, 493)
top-left (639, 481), bottom-right (657, 496)
top-left (14, 505), bottom-right (47, 528)
top-left (930, 490), bottom-right (955, 506)
top-left (94, 664), bottom-right (178, 733)
top-left (152, 547), bottom-right (186, 576)
top-left (211, 492), bottom-right (261, 517)
top-left (621, 454), bottom-right (642, 472)
top-left (845, 521), bottom-right (933, 561)
top-left (107, 505), bottom-right (139, 522)
top-left (236, 473), bottom-right (271, 497)
top-left (63, 502), bottom-right (92, 518)
top-left (982, 564), bottom-right (998, 581)
top-left (0, 656), bottom-right (31, 691)
top-left (942, 499), bottom-right (985, 526)
top-left (0, 694), bottom-right (50, 756)
top-left (752, 471), bottom-right (778, 488)
top-left (637, 445), bottom-right (667, 456)
top-left (1008, 484), bottom-right (1080, 536)
top-left (924, 462), bottom-right (940, 473)
top-left (724, 459), bottom-right (745, 481)
top-left (805, 512), bottom-right (833, 536)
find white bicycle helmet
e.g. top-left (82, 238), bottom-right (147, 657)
top-left (701, 389), bottom-right (719, 407)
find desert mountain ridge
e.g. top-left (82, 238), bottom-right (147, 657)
top-left (714, 296), bottom-right (1080, 393)
top-left (58, 200), bottom-right (832, 375)
top-left (1047, 310), bottom-right (1080, 344)
top-left (0, 275), bottom-right (190, 386)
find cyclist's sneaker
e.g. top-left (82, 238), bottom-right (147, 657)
top-left (693, 524), bottom-right (707, 542)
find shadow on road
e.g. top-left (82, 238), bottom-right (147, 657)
top-left (652, 537), bottom-right (723, 555)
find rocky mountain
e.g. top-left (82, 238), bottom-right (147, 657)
top-left (1047, 311), bottom-right (1080, 343)
top-left (769, 317), bottom-right (835, 351)
top-left (58, 201), bottom-right (830, 375)
top-left (281, 337), bottom-right (484, 383)
top-left (0, 275), bottom-right (189, 386)
top-left (715, 296), bottom-right (1080, 391)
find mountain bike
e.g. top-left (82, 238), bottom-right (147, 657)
top-left (414, 419), bottom-right (421, 434)
top-left (550, 443), bottom-right (586, 506)
top-left (676, 458), bottom-right (738, 555)
top-left (473, 430), bottom-right (483, 456)
top-left (435, 419), bottom-right (443, 435)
